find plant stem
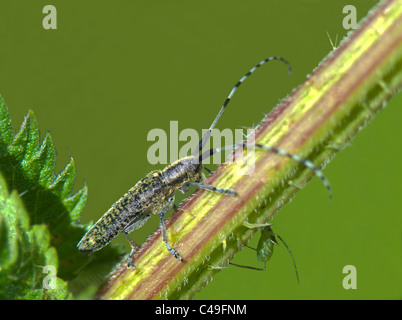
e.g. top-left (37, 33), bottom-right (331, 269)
top-left (97, 0), bottom-right (402, 300)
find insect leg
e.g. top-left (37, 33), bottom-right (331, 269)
top-left (229, 260), bottom-right (267, 271)
top-left (189, 181), bottom-right (236, 196)
top-left (159, 196), bottom-right (184, 262)
top-left (160, 215), bottom-right (183, 262)
top-left (203, 167), bottom-right (213, 174)
top-left (124, 214), bottom-right (151, 268)
top-left (242, 221), bottom-right (272, 229)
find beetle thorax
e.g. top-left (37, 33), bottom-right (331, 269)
top-left (161, 156), bottom-right (201, 189)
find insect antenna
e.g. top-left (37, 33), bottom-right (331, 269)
top-left (199, 143), bottom-right (332, 200)
top-left (192, 56), bottom-right (292, 159)
top-left (275, 234), bottom-right (300, 284)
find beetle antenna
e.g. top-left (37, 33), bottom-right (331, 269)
top-left (192, 56), bottom-right (292, 158)
top-left (199, 143), bottom-right (332, 200)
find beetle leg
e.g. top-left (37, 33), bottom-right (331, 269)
top-left (124, 214), bottom-right (151, 268)
top-left (158, 196), bottom-right (184, 261)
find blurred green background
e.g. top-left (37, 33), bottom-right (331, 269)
top-left (1, 0), bottom-right (401, 299)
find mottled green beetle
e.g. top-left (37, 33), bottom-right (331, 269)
top-left (77, 56), bottom-right (331, 269)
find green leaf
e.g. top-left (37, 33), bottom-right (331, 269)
top-left (0, 98), bottom-right (13, 145)
top-left (0, 172), bottom-right (70, 299)
top-left (35, 133), bottom-right (56, 187)
top-left (49, 158), bottom-right (76, 199)
top-left (0, 95), bottom-right (124, 299)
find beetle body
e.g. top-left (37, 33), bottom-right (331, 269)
top-left (77, 56), bottom-right (330, 269)
top-left (77, 156), bottom-right (202, 254)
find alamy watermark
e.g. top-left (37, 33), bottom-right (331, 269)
top-left (147, 121), bottom-right (256, 175)
top-left (342, 5), bottom-right (357, 30)
top-left (342, 265), bottom-right (357, 289)
top-left (42, 5), bottom-right (57, 30)
top-left (42, 265), bottom-right (57, 290)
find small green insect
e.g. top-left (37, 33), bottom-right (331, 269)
top-left (230, 222), bottom-right (300, 283)
top-left (77, 56), bottom-right (331, 269)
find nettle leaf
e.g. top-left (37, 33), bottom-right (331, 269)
top-left (0, 172), bottom-right (70, 299)
top-left (49, 158), bottom-right (75, 200)
top-left (0, 95), bottom-right (124, 299)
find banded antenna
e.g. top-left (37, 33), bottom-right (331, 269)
top-left (192, 56), bottom-right (292, 157)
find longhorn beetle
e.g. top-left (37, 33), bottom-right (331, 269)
top-left (77, 56), bottom-right (332, 268)
top-left (229, 222), bottom-right (300, 284)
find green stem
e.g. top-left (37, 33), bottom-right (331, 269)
top-left (97, 0), bottom-right (402, 300)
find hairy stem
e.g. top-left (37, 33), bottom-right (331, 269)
top-left (97, 0), bottom-right (402, 300)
